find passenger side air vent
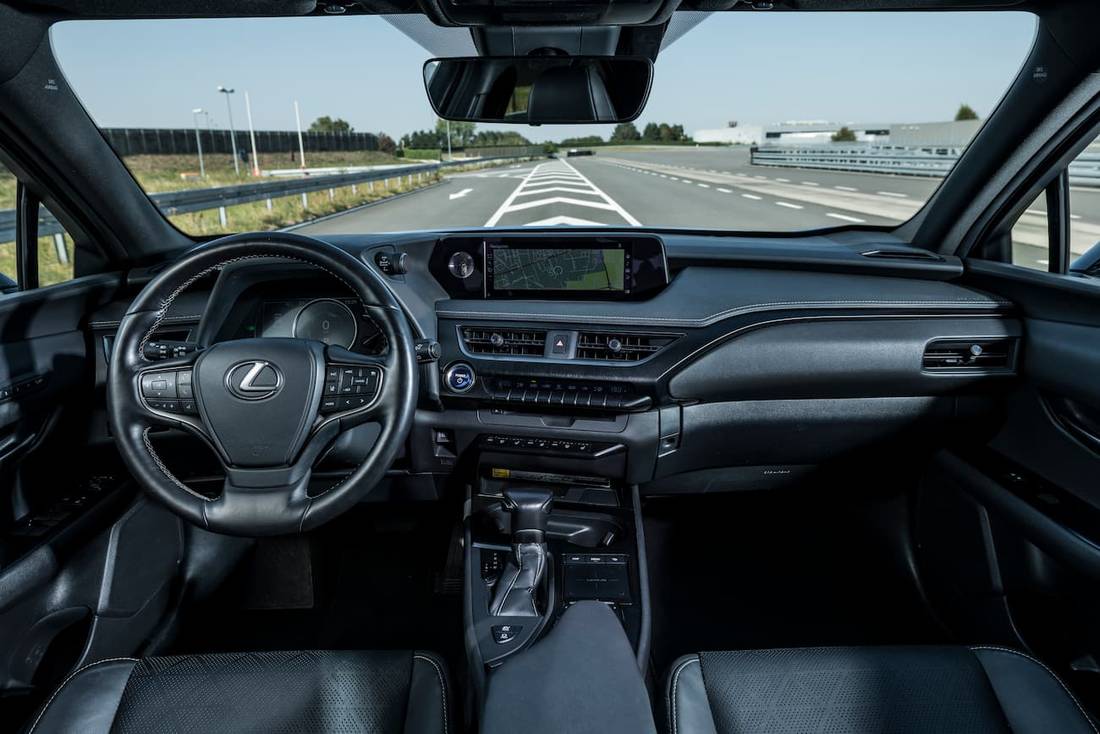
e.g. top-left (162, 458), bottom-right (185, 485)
top-left (576, 331), bottom-right (678, 362)
top-left (461, 327), bottom-right (547, 356)
top-left (922, 338), bottom-right (1016, 371)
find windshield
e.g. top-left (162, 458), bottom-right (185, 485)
top-left (51, 12), bottom-right (1035, 236)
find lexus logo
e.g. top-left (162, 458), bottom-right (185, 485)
top-left (225, 361), bottom-right (283, 401)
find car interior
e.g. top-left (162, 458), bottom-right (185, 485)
top-left (2, 0), bottom-right (1100, 732)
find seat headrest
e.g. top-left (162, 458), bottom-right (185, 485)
top-left (527, 64), bottom-right (616, 123)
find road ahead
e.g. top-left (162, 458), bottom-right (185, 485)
top-left (298, 148), bottom-right (1100, 270)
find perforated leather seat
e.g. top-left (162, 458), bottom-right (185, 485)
top-left (26, 650), bottom-right (450, 734)
top-left (666, 646), bottom-right (1096, 734)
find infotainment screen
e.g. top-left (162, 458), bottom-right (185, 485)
top-left (491, 246), bottom-right (626, 293)
top-left (479, 236), bottom-right (667, 300)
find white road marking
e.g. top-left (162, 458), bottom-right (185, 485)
top-left (877, 191), bottom-right (908, 198)
top-left (826, 212), bottom-right (866, 223)
top-left (835, 186), bottom-right (858, 192)
top-left (776, 201), bottom-right (803, 209)
top-left (515, 186), bottom-right (600, 197)
top-left (801, 181), bottom-right (820, 187)
top-left (485, 159), bottom-right (639, 226)
top-left (717, 188), bottom-right (733, 194)
top-left (776, 178), bottom-right (790, 183)
top-left (698, 183), bottom-right (710, 188)
top-left (669, 177), bottom-right (680, 181)
top-left (741, 194), bottom-right (762, 200)
top-left (660, 174), bottom-right (669, 178)
top-left (1024, 209), bottom-right (1046, 216)
top-left (484, 163), bottom-right (546, 227)
top-left (449, 188), bottom-right (473, 201)
top-left (1070, 214), bottom-right (1082, 220)
top-left (525, 215), bottom-right (606, 226)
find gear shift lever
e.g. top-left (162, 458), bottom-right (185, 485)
top-left (490, 488), bottom-right (553, 617)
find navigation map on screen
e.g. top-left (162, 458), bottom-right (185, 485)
top-left (491, 248), bottom-right (626, 291)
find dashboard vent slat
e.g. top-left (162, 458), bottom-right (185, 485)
top-left (861, 248), bottom-right (944, 262)
top-left (922, 338), bottom-right (1016, 371)
top-left (461, 327), bottom-right (548, 356)
top-left (576, 331), bottom-right (678, 362)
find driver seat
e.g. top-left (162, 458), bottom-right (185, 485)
top-left (25, 649), bottom-right (449, 734)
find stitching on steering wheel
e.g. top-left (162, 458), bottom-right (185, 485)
top-left (142, 427), bottom-right (215, 502)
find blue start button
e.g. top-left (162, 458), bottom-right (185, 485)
top-left (444, 363), bottom-right (476, 393)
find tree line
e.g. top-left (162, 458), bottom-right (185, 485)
top-left (309, 116), bottom-right (694, 152)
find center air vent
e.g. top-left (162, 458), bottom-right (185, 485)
top-left (576, 331), bottom-right (678, 362)
top-left (922, 338), bottom-right (1016, 371)
top-left (461, 327), bottom-right (547, 356)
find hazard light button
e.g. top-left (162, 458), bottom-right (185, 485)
top-left (544, 330), bottom-right (577, 359)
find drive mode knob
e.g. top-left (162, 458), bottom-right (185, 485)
top-left (444, 363), bottom-right (476, 393)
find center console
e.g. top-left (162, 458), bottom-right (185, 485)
top-left (430, 235), bottom-right (659, 719)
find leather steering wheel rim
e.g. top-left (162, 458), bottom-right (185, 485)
top-left (107, 232), bottom-right (419, 536)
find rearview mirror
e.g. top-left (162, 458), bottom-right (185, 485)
top-left (423, 56), bottom-right (653, 125)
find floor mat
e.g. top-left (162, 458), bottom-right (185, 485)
top-left (643, 484), bottom-right (949, 677)
top-left (171, 503), bottom-right (464, 672)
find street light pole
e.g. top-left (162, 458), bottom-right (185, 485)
top-left (446, 119), bottom-right (452, 161)
top-left (244, 91), bottom-right (260, 177)
top-left (191, 107), bottom-right (206, 178)
top-left (294, 100), bottom-right (307, 170)
top-left (217, 85), bottom-right (239, 176)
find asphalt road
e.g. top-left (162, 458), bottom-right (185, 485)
top-left (298, 147), bottom-right (1100, 270)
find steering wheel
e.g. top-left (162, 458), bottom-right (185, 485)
top-left (107, 232), bottom-right (418, 536)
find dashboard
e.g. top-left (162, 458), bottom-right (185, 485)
top-left (102, 229), bottom-right (1021, 500)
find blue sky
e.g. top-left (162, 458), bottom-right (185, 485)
top-left (51, 12), bottom-right (1036, 143)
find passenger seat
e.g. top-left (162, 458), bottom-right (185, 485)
top-left (666, 646), bottom-right (1096, 734)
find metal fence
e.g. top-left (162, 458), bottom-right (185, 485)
top-left (103, 128), bottom-right (383, 157)
top-left (751, 144), bottom-right (1100, 187)
top-left (0, 154), bottom-right (534, 245)
top-left (102, 128), bottom-right (544, 161)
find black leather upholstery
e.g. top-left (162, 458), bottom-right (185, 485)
top-left (26, 650), bottom-right (450, 734)
top-left (527, 65), bottom-right (616, 123)
top-left (483, 601), bottom-right (658, 734)
top-left (666, 646), bottom-right (1097, 734)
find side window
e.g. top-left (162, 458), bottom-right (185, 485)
top-left (36, 204), bottom-right (76, 287)
top-left (1069, 149), bottom-right (1099, 269)
top-left (0, 162), bottom-right (78, 291)
top-left (1005, 137), bottom-right (1100, 275)
top-left (1009, 190), bottom-right (1050, 271)
top-left (0, 165), bottom-right (17, 287)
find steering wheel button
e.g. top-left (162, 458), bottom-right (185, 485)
top-left (324, 381), bottom-right (339, 395)
top-left (141, 372), bottom-right (177, 398)
top-left (321, 397), bottom-right (339, 413)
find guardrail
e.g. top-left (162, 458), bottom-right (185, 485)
top-left (751, 144), bottom-right (1100, 187)
top-left (0, 155), bottom-right (531, 245)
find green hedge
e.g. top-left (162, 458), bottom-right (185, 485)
top-left (400, 148), bottom-right (440, 160)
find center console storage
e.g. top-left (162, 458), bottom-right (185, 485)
top-left (464, 432), bottom-right (651, 684)
top-left (480, 602), bottom-right (658, 734)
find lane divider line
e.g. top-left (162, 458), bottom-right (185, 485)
top-left (826, 212), bottom-right (866, 222)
